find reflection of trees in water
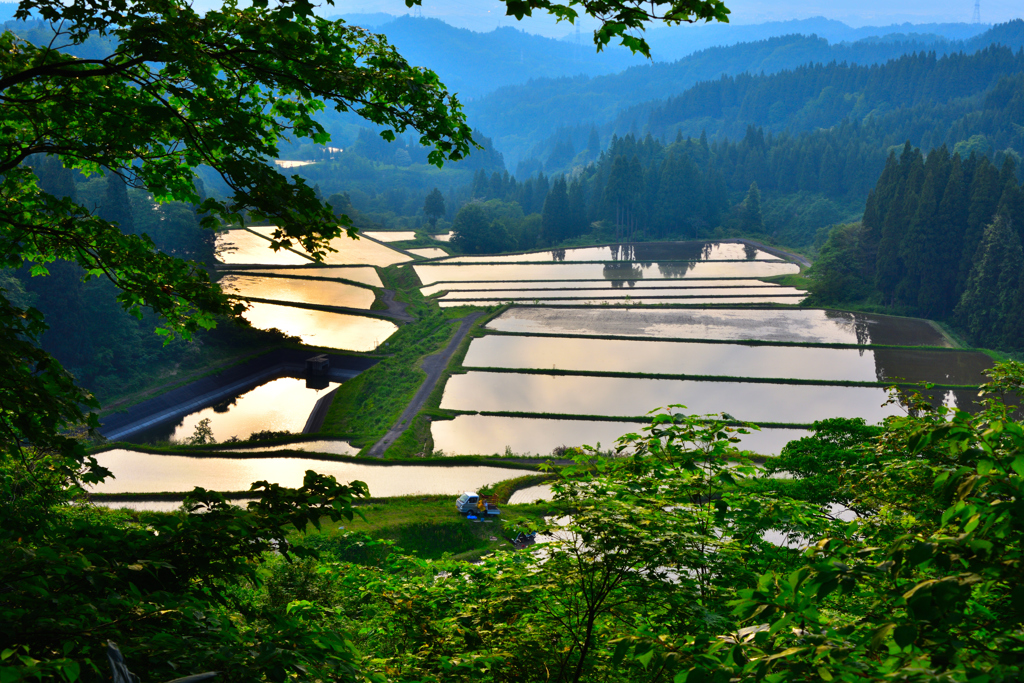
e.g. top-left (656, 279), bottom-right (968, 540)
top-left (212, 396), bottom-right (241, 413)
top-left (551, 249), bottom-right (566, 262)
top-left (603, 262), bottom-right (644, 287)
top-left (825, 310), bottom-right (872, 351)
top-left (603, 242), bottom-right (716, 279)
top-left (744, 243), bottom-right (758, 260)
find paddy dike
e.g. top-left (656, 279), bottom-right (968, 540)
top-left (99, 348), bottom-right (378, 442)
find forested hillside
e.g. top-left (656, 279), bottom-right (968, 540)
top-left (809, 144), bottom-right (1024, 350)
top-left (471, 20), bottom-right (1024, 167)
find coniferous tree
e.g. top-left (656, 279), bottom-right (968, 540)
top-left (954, 215), bottom-right (1024, 347)
top-left (739, 181), bottom-right (764, 233)
top-left (924, 155), bottom-right (969, 316)
top-left (423, 188), bottom-right (446, 227)
top-left (567, 177), bottom-right (588, 238)
top-left (959, 157), bottom-right (1002, 292)
top-left (541, 176), bottom-right (570, 244)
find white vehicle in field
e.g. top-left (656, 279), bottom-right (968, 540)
top-left (456, 491), bottom-right (500, 516)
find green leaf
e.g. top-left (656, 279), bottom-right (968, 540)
top-left (870, 623), bottom-right (895, 649)
top-left (893, 624), bottom-right (917, 649)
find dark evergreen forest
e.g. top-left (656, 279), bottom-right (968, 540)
top-left (809, 144), bottom-right (1024, 349)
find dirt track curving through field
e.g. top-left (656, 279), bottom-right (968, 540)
top-left (365, 311), bottom-right (484, 458)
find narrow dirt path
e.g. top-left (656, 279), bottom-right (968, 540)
top-left (366, 311), bottom-right (484, 458)
top-left (380, 289), bottom-right (414, 322)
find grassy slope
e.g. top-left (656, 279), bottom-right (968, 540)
top-left (300, 494), bottom-right (555, 561)
top-left (318, 264), bottom-right (501, 453)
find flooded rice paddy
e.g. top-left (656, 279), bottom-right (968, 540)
top-left (436, 286), bottom-right (801, 300)
top-left (462, 336), bottom-right (992, 385)
top-left (421, 279), bottom-right (783, 296)
top-left (221, 439), bottom-right (360, 456)
top-left (220, 274), bottom-right (375, 309)
top-left (431, 231), bottom-right (453, 242)
top-left (134, 377), bottom-right (339, 444)
top-left (215, 229), bottom-right (313, 266)
top-left (90, 450), bottom-right (530, 496)
top-left (250, 267), bottom-right (382, 287)
top-left (241, 301), bottom-right (397, 350)
top-left (415, 261), bottom-right (799, 284)
top-left (439, 296), bottom-right (804, 307)
top-left (408, 248), bottom-right (450, 259)
top-left (508, 484), bottom-right (554, 504)
top-left (440, 371), bottom-right (963, 424)
top-left (247, 225), bottom-right (410, 267)
top-left (486, 307), bottom-right (952, 347)
top-left (442, 242), bottom-right (777, 263)
top-left (363, 231), bottom-right (417, 242)
top-left (431, 415), bottom-right (810, 457)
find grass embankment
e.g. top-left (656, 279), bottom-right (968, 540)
top-left (378, 305), bottom-right (507, 459)
top-left (298, 493), bottom-right (556, 562)
top-left (318, 265), bottom-right (499, 454)
top-left (377, 305), bottom-right (510, 459)
top-left (760, 273), bottom-right (812, 290)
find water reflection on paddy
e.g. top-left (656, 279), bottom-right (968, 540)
top-left (409, 248), bottom-right (449, 259)
top-left (221, 274), bottom-right (374, 309)
top-left (221, 440), bottom-right (360, 456)
top-left (135, 377), bottom-right (339, 444)
top-left (252, 267), bottom-right (382, 288)
top-left (487, 307), bottom-right (952, 347)
top-left (422, 279), bottom-right (782, 296)
top-left (442, 242), bottom-right (778, 263)
top-left (440, 296), bottom-right (803, 307)
top-left (215, 229), bottom-right (312, 266)
top-left (431, 231), bottom-right (453, 242)
top-left (363, 231), bottom-right (416, 242)
top-left (247, 225), bottom-right (410, 267)
top-left (417, 261), bottom-right (799, 284)
top-left (90, 449), bottom-right (530, 495)
top-left (437, 286), bottom-right (802, 300)
top-left (242, 302), bottom-right (397, 350)
top-left (432, 414), bottom-right (810, 456)
top-left (462, 336), bottom-right (992, 385)
top-left (440, 371), bottom-right (957, 424)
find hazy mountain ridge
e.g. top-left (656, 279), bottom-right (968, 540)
top-left (471, 19), bottom-right (1024, 168)
top-left (326, 14), bottom-right (645, 100)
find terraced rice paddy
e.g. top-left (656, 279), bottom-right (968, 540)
top-left (485, 307), bottom-right (953, 346)
top-left (461, 336), bottom-right (993, 384)
top-left (439, 371), bottom-right (956, 424)
top-left (421, 279), bottom-right (778, 295)
top-left (431, 415), bottom-right (810, 457)
top-left (443, 241), bottom-right (777, 262)
top-left (363, 231), bottom-right (417, 242)
top-left (419, 240), bottom-right (992, 455)
top-left (224, 440), bottom-right (360, 456)
top-left (91, 450), bottom-right (530, 496)
top-left (220, 274), bottom-right (375, 309)
top-left (416, 260), bottom-right (800, 284)
top-left (408, 248), bottom-right (449, 259)
top-left (441, 296), bottom-right (804, 307)
top-left (241, 301), bottom-right (397, 350)
top-left (431, 231), bottom-right (453, 242)
top-left (134, 377), bottom-right (339, 444)
top-left (251, 267), bottom-right (383, 287)
top-left (215, 229), bottom-right (312, 266)
top-left (247, 225), bottom-right (410, 267)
